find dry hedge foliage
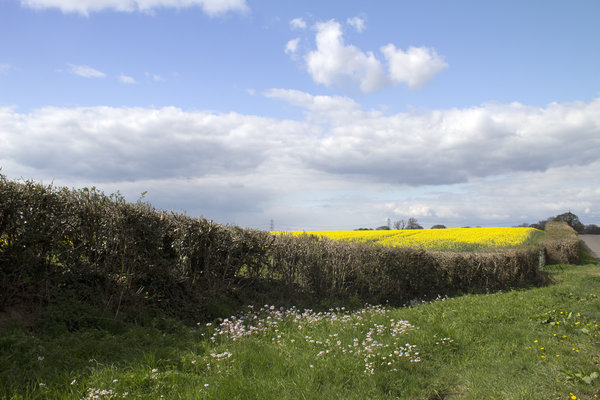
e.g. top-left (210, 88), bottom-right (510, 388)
top-left (542, 221), bottom-right (580, 265)
top-left (0, 175), bottom-right (554, 324)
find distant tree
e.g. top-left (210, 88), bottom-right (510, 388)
top-left (405, 217), bottom-right (423, 230)
top-left (529, 219), bottom-right (548, 230)
top-left (430, 224), bottom-right (446, 229)
top-left (376, 225), bottom-right (390, 230)
top-left (393, 219), bottom-right (405, 230)
top-left (584, 224), bottom-right (600, 234)
top-left (354, 227), bottom-right (372, 231)
top-left (553, 212), bottom-right (584, 233)
top-left (515, 223), bottom-right (530, 228)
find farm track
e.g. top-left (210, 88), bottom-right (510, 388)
top-left (580, 235), bottom-right (600, 260)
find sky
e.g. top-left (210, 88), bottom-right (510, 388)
top-left (1, 0), bottom-right (600, 230)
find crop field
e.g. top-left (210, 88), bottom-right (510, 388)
top-left (273, 227), bottom-right (542, 252)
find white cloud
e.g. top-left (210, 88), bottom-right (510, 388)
top-left (301, 19), bottom-right (447, 93)
top-left (264, 88), bottom-right (368, 123)
top-left (267, 90), bottom-right (600, 186)
top-left (1, 95), bottom-right (599, 228)
top-left (20, 0), bottom-right (249, 16)
top-left (4, 96), bottom-right (599, 188)
top-left (118, 74), bottom-right (136, 84)
top-left (285, 38), bottom-right (300, 56)
top-left (346, 16), bottom-right (365, 32)
top-left (306, 20), bottom-right (388, 93)
top-left (145, 72), bottom-right (163, 81)
top-left (289, 17), bottom-right (307, 30)
top-left (0, 63), bottom-right (13, 75)
top-left (68, 64), bottom-right (106, 78)
top-left (381, 44), bottom-right (448, 89)
top-left (0, 105), bottom-right (311, 183)
top-left (386, 160), bottom-right (600, 227)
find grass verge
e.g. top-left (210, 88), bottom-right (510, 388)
top-left (1, 258), bottom-right (599, 399)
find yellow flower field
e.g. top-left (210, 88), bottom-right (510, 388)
top-left (273, 227), bottom-right (542, 252)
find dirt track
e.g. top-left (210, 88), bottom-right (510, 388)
top-left (580, 235), bottom-right (600, 260)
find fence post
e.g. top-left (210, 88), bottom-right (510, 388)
top-left (537, 248), bottom-right (546, 271)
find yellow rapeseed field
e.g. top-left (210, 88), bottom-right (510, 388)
top-left (273, 227), bottom-right (541, 251)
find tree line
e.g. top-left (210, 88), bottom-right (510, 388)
top-left (355, 211), bottom-right (599, 233)
top-left (356, 217), bottom-right (442, 231)
top-left (516, 211), bottom-right (600, 234)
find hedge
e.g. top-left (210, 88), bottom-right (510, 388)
top-left (541, 221), bottom-right (580, 265)
top-left (0, 175), bottom-right (549, 325)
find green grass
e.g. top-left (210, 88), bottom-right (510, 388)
top-left (528, 229), bottom-right (547, 245)
top-left (1, 257), bottom-right (599, 399)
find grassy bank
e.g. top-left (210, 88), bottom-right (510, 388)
top-left (1, 254), bottom-right (598, 399)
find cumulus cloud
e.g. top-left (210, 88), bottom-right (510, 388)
top-left (0, 106), bottom-right (314, 183)
top-left (385, 160), bottom-right (600, 227)
top-left (299, 19), bottom-right (447, 93)
top-left (68, 64), bottom-right (106, 78)
top-left (266, 90), bottom-right (600, 186)
top-left (20, 0), bottom-right (249, 16)
top-left (381, 44), bottom-right (448, 89)
top-left (346, 16), bottom-right (365, 32)
top-left (118, 74), bottom-right (136, 84)
top-left (3, 96), bottom-right (599, 187)
top-left (285, 38), bottom-right (300, 56)
top-left (305, 20), bottom-right (388, 93)
top-left (264, 88), bottom-right (371, 124)
top-left (265, 88), bottom-right (361, 113)
top-left (1, 95), bottom-right (599, 227)
top-left (289, 17), bottom-right (307, 30)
